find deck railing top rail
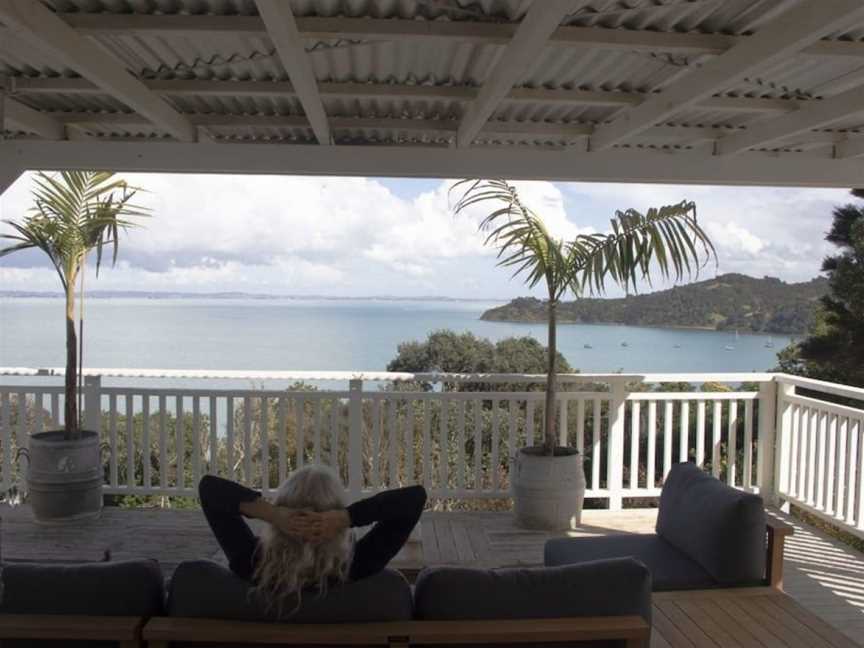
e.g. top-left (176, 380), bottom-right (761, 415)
top-left (0, 367), bottom-right (776, 384)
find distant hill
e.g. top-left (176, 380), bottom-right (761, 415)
top-left (481, 274), bottom-right (829, 334)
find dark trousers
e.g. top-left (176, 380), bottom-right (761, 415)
top-left (198, 475), bottom-right (426, 582)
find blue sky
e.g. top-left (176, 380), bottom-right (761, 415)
top-left (0, 172), bottom-right (851, 299)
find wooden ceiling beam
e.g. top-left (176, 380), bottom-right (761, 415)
top-left (589, 0), bottom-right (864, 152)
top-left (0, 0), bottom-right (196, 142)
top-left (254, 0), bottom-right (330, 145)
top-left (54, 14), bottom-right (864, 60)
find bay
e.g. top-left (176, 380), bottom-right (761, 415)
top-left (0, 297), bottom-right (790, 378)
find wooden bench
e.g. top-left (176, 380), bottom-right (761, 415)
top-left (766, 516), bottom-right (795, 589)
top-left (0, 613), bottom-right (145, 646)
top-left (143, 616), bottom-right (651, 647)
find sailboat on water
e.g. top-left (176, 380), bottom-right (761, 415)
top-left (724, 330), bottom-right (739, 351)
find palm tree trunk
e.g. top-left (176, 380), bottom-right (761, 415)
top-left (544, 300), bottom-right (557, 455)
top-left (65, 283), bottom-right (79, 440)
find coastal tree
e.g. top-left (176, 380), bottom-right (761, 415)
top-left (780, 189), bottom-right (864, 387)
top-left (0, 171), bottom-right (148, 438)
top-left (453, 179), bottom-right (716, 455)
top-left (387, 330), bottom-right (571, 392)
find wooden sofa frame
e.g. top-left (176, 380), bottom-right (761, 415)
top-left (142, 616), bottom-right (651, 647)
top-left (766, 517), bottom-right (794, 589)
top-left (0, 613), bottom-right (145, 646)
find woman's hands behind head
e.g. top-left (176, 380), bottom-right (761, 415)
top-left (272, 508), bottom-right (350, 544)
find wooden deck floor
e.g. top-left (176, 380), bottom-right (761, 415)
top-left (2, 504), bottom-right (863, 647)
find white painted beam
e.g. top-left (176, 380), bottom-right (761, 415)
top-left (0, 0), bottom-right (196, 142)
top-left (255, 0), bottom-right (330, 145)
top-left (457, 1), bottom-right (582, 147)
top-left (0, 155), bottom-right (23, 196)
top-left (12, 77), bottom-right (802, 115)
top-left (4, 97), bottom-right (65, 140)
top-left (716, 84), bottom-right (864, 155)
top-left (55, 14), bottom-right (864, 59)
top-left (589, 0), bottom-right (864, 152)
top-left (47, 110), bottom-right (788, 145)
top-left (4, 139), bottom-right (864, 188)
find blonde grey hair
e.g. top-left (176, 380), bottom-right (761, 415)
top-left (252, 465), bottom-right (353, 615)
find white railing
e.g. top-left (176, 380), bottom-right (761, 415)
top-left (774, 374), bottom-right (864, 538)
top-left (0, 368), bottom-right (784, 510)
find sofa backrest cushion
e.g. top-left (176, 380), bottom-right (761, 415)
top-left (414, 558), bottom-right (651, 626)
top-left (656, 461), bottom-right (766, 585)
top-left (0, 558), bottom-right (164, 616)
top-left (167, 560), bottom-right (412, 623)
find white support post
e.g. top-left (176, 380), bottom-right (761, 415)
top-left (756, 379), bottom-right (778, 501)
top-left (83, 375), bottom-right (102, 434)
top-left (607, 379), bottom-right (628, 511)
top-left (347, 378), bottom-right (363, 502)
top-left (772, 379), bottom-right (795, 511)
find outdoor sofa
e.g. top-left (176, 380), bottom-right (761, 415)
top-left (0, 555), bottom-right (652, 647)
top-left (545, 462), bottom-right (793, 591)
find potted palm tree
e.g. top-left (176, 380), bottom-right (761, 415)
top-left (1, 171), bottom-right (148, 522)
top-left (454, 179), bottom-right (715, 529)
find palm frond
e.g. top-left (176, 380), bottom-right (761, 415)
top-left (570, 201), bottom-right (716, 296)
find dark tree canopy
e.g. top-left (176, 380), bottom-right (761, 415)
top-left (386, 330), bottom-right (572, 391)
top-left (782, 189), bottom-right (864, 387)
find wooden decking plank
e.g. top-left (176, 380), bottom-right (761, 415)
top-left (674, 599), bottom-right (742, 648)
top-left (731, 596), bottom-right (809, 648)
top-left (651, 627), bottom-right (674, 648)
top-left (769, 592), bottom-right (859, 648)
top-left (433, 516), bottom-right (459, 564)
top-left (651, 603), bottom-right (696, 648)
top-left (419, 515), bottom-right (441, 564)
top-left (715, 597), bottom-right (790, 647)
top-left (450, 518), bottom-right (476, 563)
top-left (692, 598), bottom-right (759, 648)
top-left (749, 594), bottom-right (841, 648)
top-left (655, 600), bottom-right (719, 648)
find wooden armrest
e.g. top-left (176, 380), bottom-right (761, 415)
top-left (766, 517), bottom-right (793, 590)
top-left (143, 616), bottom-right (651, 647)
top-left (767, 517), bottom-right (795, 537)
top-left (0, 614), bottom-right (143, 643)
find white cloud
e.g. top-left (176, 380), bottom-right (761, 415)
top-left (0, 172), bottom-right (852, 297)
top-left (706, 222), bottom-right (765, 256)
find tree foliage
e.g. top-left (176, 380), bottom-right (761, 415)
top-left (0, 171), bottom-right (148, 438)
top-left (453, 178), bottom-right (716, 454)
top-left (386, 330), bottom-right (572, 391)
top-left (780, 189), bottom-right (864, 387)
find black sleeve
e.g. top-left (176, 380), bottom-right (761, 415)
top-left (346, 485), bottom-right (427, 528)
top-left (198, 474), bottom-right (261, 514)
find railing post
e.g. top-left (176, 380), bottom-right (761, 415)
top-left (769, 378), bottom-right (794, 510)
top-left (607, 379), bottom-right (627, 511)
top-left (83, 375), bottom-right (102, 434)
top-left (756, 378), bottom-right (778, 504)
top-left (348, 379), bottom-right (363, 502)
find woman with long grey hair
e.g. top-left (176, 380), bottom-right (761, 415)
top-left (198, 467), bottom-right (426, 612)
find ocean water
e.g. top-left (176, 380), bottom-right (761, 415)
top-left (0, 298), bottom-right (791, 379)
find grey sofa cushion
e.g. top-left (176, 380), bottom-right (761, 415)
top-left (544, 534), bottom-right (715, 591)
top-left (0, 559), bottom-right (164, 648)
top-left (0, 558), bottom-right (164, 615)
top-left (657, 462), bottom-right (766, 585)
top-left (415, 558), bottom-right (651, 626)
top-left (168, 560), bottom-right (412, 623)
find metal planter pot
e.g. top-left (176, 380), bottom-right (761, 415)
top-left (511, 447), bottom-right (585, 530)
top-left (26, 430), bottom-right (103, 523)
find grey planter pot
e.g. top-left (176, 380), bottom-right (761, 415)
top-left (26, 430), bottom-right (103, 523)
top-left (511, 447), bottom-right (585, 530)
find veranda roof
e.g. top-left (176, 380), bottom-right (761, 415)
top-left (3, 0), bottom-right (864, 189)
